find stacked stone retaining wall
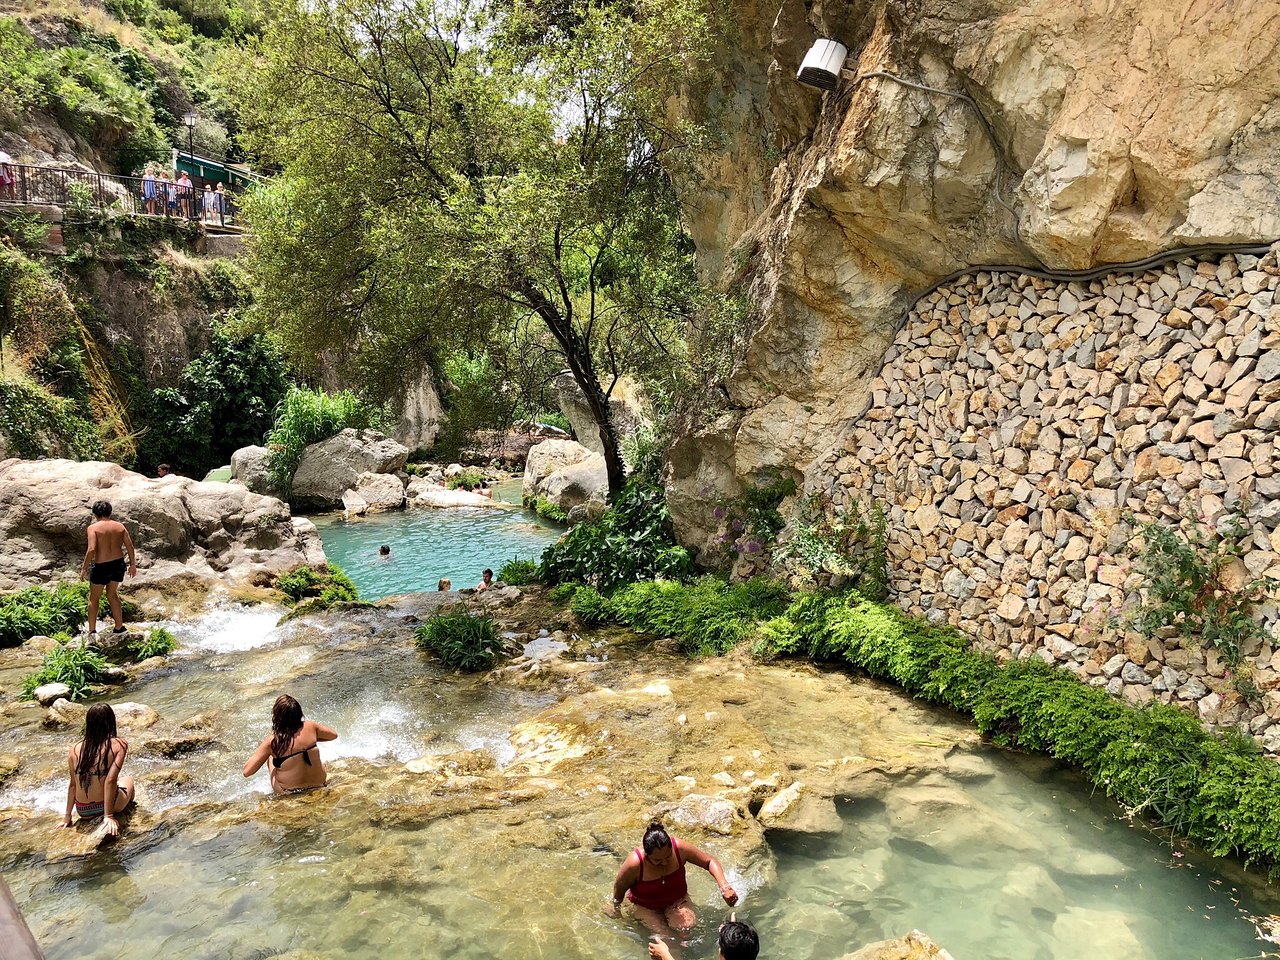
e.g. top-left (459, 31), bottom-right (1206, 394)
top-left (813, 242), bottom-right (1280, 749)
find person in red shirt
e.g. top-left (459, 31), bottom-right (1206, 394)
top-left (607, 821), bottom-right (738, 935)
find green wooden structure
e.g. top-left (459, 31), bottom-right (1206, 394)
top-left (172, 150), bottom-right (263, 190)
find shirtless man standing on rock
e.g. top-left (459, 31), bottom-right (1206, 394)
top-left (79, 500), bottom-right (137, 635)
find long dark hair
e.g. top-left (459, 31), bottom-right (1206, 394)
top-left (642, 820), bottom-right (672, 854)
top-left (271, 695), bottom-right (304, 758)
top-left (77, 703), bottom-right (117, 791)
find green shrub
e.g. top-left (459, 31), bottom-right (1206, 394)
top-left (608, 576), bottom-right (789, 656)
top-left (130, 626), bottom-right (177, 659)
top-left (775, 496), bottom-right (890, 599)
top-left (21, 636), bottom-right (110, 701)
top-left (414, 611), bottom-right (502, 671)
top-left (538, 478), bottom-right (694, 590)
top-left (569, 585), bottom-right (612, 625)
top-left (547, 583), bottom-right (578, 604)
top-left (446, 469), bottom-right (486, 490)
top-left (1121, 507), bottom-right (1275, 675)
top-left (0, 582), bottom-right (142, 648)
top-left (0, 380), bottom-right (102, 462)
top-left (139, 324), bottom-right (289, 478)
top-left (266, 387), bottom-right (391, 499)
top-left (533, 497), bottom-right (569, 523)
top-left (275, 563), bottom-right (359, 608)
top-left (0, 584), bottom-right (88, 647)
top-left (497, 558), bottom-right (540, 586)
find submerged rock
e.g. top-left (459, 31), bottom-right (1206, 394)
top-left (841, 931), bottom-right (956, 960)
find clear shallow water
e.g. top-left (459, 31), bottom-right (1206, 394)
top-left (312, 499), bottom-right (561, 600)
top-left (3, 605), bottom-right (1280, 960)
top-left (759, 757), bottom-right (1280, 960)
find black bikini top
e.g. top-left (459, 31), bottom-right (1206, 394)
top-left (271, 744), bottom-right (316, 769)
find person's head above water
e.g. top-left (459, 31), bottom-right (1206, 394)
top-left (718, 920), bottom-right (759, 960)
top-left (641, 820), bottom-right (676, 867)
top-left (91, 500), bottom-right (113, 518)
top-left (482, 568), bottom-right (493, 582)
top-left (77, 703), bottom-right (118, 789)
top-left (437, 578), bottom-right (451, 591)
top-left (271, 694), bottom-right (304, 757)
top-left (379, 545), bottom-right (390, 556)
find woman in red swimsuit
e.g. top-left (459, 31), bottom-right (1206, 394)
top-left (608, 821), bottom-right (738, 935)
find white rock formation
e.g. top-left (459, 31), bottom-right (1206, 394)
top-left (522, 439), bottom-right (607, 517)
top-left (230, 445), bottom-right (276, 496)
top-left (291, 429), bottom-right (409, 508)
top-left (394, 369), bottom-right (444, 453)
top-left (0, 459), bottom-right (326, 591)
top-left (554, 373), bottom-right (653, 462)
top-left (353, 472), bottom-right (406, 512)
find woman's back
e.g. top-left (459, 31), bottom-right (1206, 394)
top-left (70, 737), bottom-right (125, 803)
top-left (269, 720), bottom-right (328, 793)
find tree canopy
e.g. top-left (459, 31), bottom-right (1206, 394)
top-left (239, 0), bottom-right (723, 492)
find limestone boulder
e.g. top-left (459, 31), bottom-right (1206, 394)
top-left (353, 471), bottom-right (406, 512)
top-left (230, 445), bottom-right (277, 496)
top-left (393, 369), bottom-right (444, 453)
top-left (291, 429), bottom-right (409, 509)
top-left (406, 479), bottom-right (502, 509)
top-left (0, 458), bottom-right (327, 592)
top-left (522, 439), bottom-right (608, 519)
top-left (32, 682), bottom-right (71, 706)
top-left (554, 373), bottom-right (653, 463)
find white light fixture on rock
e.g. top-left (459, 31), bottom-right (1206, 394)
top-left (796, 38), bottom-right (849, 91)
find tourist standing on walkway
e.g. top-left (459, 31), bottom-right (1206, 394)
top-left (162, 174), bottom-right (176, 215)
top-left (214, 182), bottom-right (227, 224)
top-left (202, 184), bottom-right (217, 223)
top-left (141, 166), bottom-right (158, 215)
top-left (1, 150), bottom-right (17, 201)
top-left (177, 171), bottom-right (194, 218)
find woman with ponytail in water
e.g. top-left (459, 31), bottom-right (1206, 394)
top-left (243, 694), bottom-right (338, 794)
top-left (608, 821), bottom-right (739, 935)
top-left (62, 703), bottom-right (135, 835)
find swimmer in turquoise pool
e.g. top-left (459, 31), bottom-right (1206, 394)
top-left (243, 695), bottom-right (337, 794)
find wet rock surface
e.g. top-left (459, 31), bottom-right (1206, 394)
top-left (0, 590), bottom-right (1273, 960)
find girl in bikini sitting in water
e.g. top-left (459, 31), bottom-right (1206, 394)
top-left (243, 695), bottom-right (338, 794)
top-left (62, 703), bottom-right (135, 835)
top-left (608, 821), bottom-right (739, 936)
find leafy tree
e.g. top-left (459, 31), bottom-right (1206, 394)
top-left (142, 323), bottom-right (290, 476)
top-left (239, 0), bottom-right (718, 495)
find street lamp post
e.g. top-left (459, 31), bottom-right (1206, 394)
top-left (182, 111), bottom-right (196, 219)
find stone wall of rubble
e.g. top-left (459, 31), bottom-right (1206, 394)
top-left (814, 242), bottom-right (1280, 748)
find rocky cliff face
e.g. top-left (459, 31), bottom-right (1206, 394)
top-left (669, 0), bottom-right (1280, 549)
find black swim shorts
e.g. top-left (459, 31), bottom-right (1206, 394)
top-left (89, 558), bottom-right (126, 585)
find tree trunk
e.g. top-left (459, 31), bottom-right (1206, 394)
top-left (519, 284), bottom-right (627, 496)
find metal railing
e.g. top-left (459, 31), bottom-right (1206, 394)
top-left (0, 162), bottom-right (242, 229)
